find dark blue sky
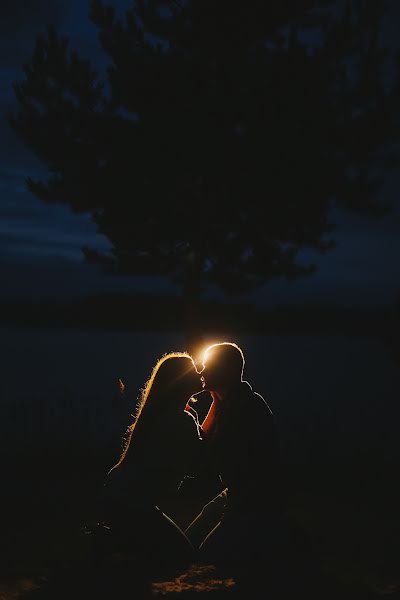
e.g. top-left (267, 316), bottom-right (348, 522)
top-left (1, 0), bottom-right (400, 307)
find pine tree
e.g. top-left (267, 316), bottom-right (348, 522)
top-left (7, 0), bottom-right (400, 339)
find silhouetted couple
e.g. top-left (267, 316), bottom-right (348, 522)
top-left (95, 342), bottom-right (282, 584)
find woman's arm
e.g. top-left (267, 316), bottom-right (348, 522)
top-left (201, 391), bottom-right (225, 437)
top-left (201, 399), bottom-right (218, 435)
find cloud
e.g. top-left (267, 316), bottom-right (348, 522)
top-left (0, 212), bottom-right (109, 258)
top-left (0, 230), bottom-right (88, 260)
top-left (0, 177), bottom-right (110, 260)
top-left (247, 226), bottom-right (400, 308)
top-left (0, 253), bottom-right (174, 302)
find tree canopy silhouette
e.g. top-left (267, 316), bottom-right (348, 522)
top-left (7, 1), bottom-right (400, 325)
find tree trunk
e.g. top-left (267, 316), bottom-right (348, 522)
top-left (182, 251), bottom-right (205, 360)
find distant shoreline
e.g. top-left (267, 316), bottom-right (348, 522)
top-left (0, 293), bottom-right (398, 337)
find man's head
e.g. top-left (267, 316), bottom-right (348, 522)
top-left (199, 342), bottom-right (245, 393)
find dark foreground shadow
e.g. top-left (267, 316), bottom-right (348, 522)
top-left (9, 558), bottom-right (388, 600)
top-left (2, 460), bottom-right (399, 600)
top-left (9, 514), bottom-right (391, 600)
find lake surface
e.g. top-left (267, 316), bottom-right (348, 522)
top-left (0, 327), bottom-right (399, 466)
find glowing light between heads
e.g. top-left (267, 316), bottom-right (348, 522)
top-left (194, 343), bottom-right (216, 371)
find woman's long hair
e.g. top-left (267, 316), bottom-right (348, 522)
top-left (109, 352), bottom-right (198, 474)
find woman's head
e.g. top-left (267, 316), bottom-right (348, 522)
top-left (112, 352), bottom-right (201, 469)
top-left (140, 352), bottom-right (201, 416)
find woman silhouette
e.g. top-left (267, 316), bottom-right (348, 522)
top-left (96, 352), bottom-right (204, 576)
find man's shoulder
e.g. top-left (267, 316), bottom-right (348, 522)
top-left (240, 380), bottom-right (273, 415)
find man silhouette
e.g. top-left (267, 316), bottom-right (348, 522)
top-left (185, 342), bottom-right (282, 570)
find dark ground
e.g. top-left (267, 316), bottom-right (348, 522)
top-left (1, 451), bottom-right (399, 600)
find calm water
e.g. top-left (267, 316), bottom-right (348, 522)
top-left (0, 327), bottom-right (399, 465)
